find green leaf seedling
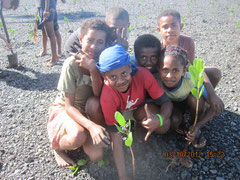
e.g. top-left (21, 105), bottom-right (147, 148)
top-left (181, 58), bottom-right (205, 167)
top-left (114, 111), bottom-right (135, 180)
top-left (66, 159), bottom-right (86, 175)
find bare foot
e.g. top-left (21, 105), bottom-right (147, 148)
top-left (36, 51), bottom-right (47, 57)
top-left (46, 61), bottom-right (57, 67)
top-left (54, 150), bottom-right (76, 167)
top-left (57, 52), bottom-right (62, 58)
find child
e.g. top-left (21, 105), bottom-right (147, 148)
top-left (158, 46), bottom-right (216, 148)
top-left (134, 34), bottom-right (161, 76)
top-left (97, 44), bottom-right (172, 179)
top-left (0, 33), bottom-right (13, 49)
top-left (36, 0), bottom-right (65, 66)
top-left (0, 0), bottom-right (19, 49)
top-left (64, 7), bottom-right (130, 57)
top-left (47, 18), bottom-right (112, 167)
top-left (157, 9), bottom-right (224, 115)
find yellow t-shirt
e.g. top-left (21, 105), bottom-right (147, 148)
top-left (158, 72), bottom-right (194, 102)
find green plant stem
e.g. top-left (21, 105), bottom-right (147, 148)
top-left (129, 146), bottom-right (135, 180)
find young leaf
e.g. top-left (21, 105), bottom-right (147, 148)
top-left (66, 166), bottom-right (76, 170)
top-left (197, 74), bottom-right (204, 88)
top-left (199, 86), bottom-right (204, 98)
top-left (128, 25), bottom-right (132, 32)
top-left (128, 119), bottom-right (131, 132)
top-left (77, 159), bottom-right (86, 166)
top-left (191, 88), bottom-right (198, 98)
top-left (238, 23), bottom-right (240, 29)
top-left (64, 16), bottom-right (69, 22)
top-left (97, 159), bottom-right (104, 167)
top-left (125, 132), bottom-right (133, 147)
top-left (73, 167), bottom-right (79, 175)
top-left (114, 111), bottom-right (126, 126)
top-left (189, 66), bottom-right (198, 86)
top-left (115, 124), bottom-right (125, 134)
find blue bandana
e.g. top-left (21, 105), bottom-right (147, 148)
top-left (97, 44), bottom-right (137, 75)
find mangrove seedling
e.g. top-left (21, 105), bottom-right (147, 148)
top-left (67, 159), bottom-right (86, 175)
top-left (180, 58), bottom-right (205, 167)
top-left (114, 111), bottom-right (135, 180)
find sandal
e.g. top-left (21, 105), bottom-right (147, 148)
top-left (192, 132), bottom-right (206, 148)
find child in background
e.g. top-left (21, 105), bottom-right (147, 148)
top-left (97, 44), bottom-right (172, 179)
top-left (0, 33), bottom-right (13, 49)
top-left (47, 18), bottom-right (112, 167)
top-left (64, 7), bottom-right (130, 57)
top-left (0, 0), bottom-right (20, 49)
top-left (134, 34), bottom-right (161, 77)
top-left (158, 46), bottom-right (216, 148)
top-left (36, 0), bottom-right (65, 66)
top-left (157, 9), bottom-right (224, 115)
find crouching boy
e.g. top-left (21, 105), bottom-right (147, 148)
top-left (97, 44), bottom-right (172, 179)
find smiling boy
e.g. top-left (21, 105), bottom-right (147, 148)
top-left (97, 44), bottom-right (172, 179)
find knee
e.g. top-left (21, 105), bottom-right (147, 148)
top-left (171, 116), bottom-right (182, 130)
top-left (69, 129), bottom-right (87, 148)
top-left (156, 117), bottom-right (170, 134)
top-left (85, 96), bottom-right (101, 116)
top-left (88, 148), bottom-right (104, 162)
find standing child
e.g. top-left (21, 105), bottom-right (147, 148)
top-left (0, 0), bottom-right (19, 49)
top-left (64, 7), bottom-right (130, 57)
top-left (97, 44), bottom-right (172, 179)
top-left (36, 0), bottom-right (65, 66)
top-left (47, 18), bottom-right (112, 167)
top-left (158, 46), bottom-right (216, 148)
top-left (157, 9), bottom-right (224, 115)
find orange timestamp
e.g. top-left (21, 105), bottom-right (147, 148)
top-left (164, 151), bottom-right (225, 158)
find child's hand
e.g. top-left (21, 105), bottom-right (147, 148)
top-left (141, 104), bottom-right (160, 141)
top-left (88, 124), bottom-right (110, 148)
top-left (5, 41), bottom-right (13, 50)
top-left (115, 28), bottom-right (128, 50)
top-left (75, 50), bottom-right (96, 71)
top-left (208, 93), bottom-right (224, 115)
top-left (185, 125), bottom-right (200, 144)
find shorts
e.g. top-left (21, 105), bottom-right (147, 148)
top-left (37, 7), bottom-right (59, 31)
top-left (47, 104), bottom-right (69, 149)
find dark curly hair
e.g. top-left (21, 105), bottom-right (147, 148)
top-left (105, 7), bottom-right (129, 22)
top-left (134, 34), bottom-right (161, 59)
top-left (158, 9), bottom-right (181, 25)
top-left (160, 45), bottom-right (188, 68)
top-left (80, 18), bottom-right (112, 45)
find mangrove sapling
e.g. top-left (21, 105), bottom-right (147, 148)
top-left (63, 16), bottom-right (72, 33)
top-left (166, 59), bottom-right (205, 171)
top-left (179, 59), bottom-right (205, 168)
top-left (66, 159), bottom-right (86, 175)
top-left (114, 111), bottom-right (135, 180)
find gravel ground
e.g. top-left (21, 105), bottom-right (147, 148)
top-left (0, 0), bottom-right (239, 179)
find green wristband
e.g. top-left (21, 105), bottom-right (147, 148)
top-left (156, 114), bottom-right (163, 127)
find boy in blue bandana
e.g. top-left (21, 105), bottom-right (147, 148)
top-left (97, 44), bottom-right (172, 180)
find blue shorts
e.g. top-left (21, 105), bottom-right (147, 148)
top-left (37, 7), bottom-right (59, 31)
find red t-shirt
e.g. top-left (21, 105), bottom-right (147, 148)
top-left (100, 67), bottom-right (165, 125)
